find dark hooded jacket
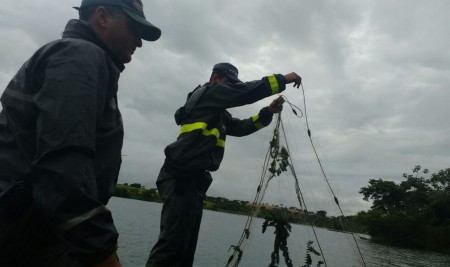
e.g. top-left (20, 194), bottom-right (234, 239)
top-left (165, 74), bottom-right (287, 172)
top-left (0, 19), bottom-right (123, 265)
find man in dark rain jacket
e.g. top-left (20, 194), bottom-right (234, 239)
top-left (0, 0), bottom-right (161, 266)
top-left (146, 63), bottom-right (302, 267)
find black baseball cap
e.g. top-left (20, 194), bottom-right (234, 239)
top-left (213, 63), bottom-right (241, 83)
top-left (74, 0), bottom-right (161, 41)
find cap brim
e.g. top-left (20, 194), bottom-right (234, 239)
top-left (227, 75), bottom-right (241, 83)
top-left (122, 9), bottom-right (161, 41)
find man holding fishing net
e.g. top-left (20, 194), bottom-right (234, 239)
top-left (146, 63), bottom-right (301, 267)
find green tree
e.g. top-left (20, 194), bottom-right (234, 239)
top-left (130, 183), bottom-right (142, 189)
top-left (428, 168), bottom-right (450, 193)
top-left (142, 188), bottom-right (159, 201)
top-left (359, 179), bottom-right (404, 214)
top-left (113, 185), bottom-right (129, 198)
top-left (358, 166), bottom-right (450, 253)
top-left (316, 210), bottom-right (327, 217)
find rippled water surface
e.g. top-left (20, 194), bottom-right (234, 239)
top-left (108, 197), bottom-right (450, 267)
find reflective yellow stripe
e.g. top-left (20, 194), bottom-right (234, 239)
top-left (179, 122), bottom-right (225, 147)
top-left (251, 114), bottom-right (263, 129)
top-left (216, 139), bottom-right (225, 147)
top-left (268, 74), bottom-right (279, 94)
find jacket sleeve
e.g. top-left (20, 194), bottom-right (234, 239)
top-left (31, 43), bottom-right (118, 265)
top-left (226, 107), bottom-right (274, 137)
top-left (201, 74), bottom-right (287, 109)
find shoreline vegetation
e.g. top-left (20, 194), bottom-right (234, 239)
top-left (113, 183), bottom-right (367, 237)
top-left (113, 165), bottom-right (450, 255)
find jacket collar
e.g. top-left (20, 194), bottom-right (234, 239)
top-left (62, 19), bottom-right (125, 72)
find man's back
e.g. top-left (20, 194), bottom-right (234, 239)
top-left (0, 2), bottom-right (161, 264)
top-left (0, 20), bottom-right (122, 182)
top-left (164, 75), bottom-right (286, 172)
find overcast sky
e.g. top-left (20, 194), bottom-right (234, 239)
top-left (1, 0), bottom-right (449, 215)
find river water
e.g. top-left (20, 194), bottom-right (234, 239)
top-left (108, 197), bottom-right (450, 267)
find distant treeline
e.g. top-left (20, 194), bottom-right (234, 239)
top-left (112, 183), bottom-right (365, 234)
top-left (114, 183), bottom-right (160, 202)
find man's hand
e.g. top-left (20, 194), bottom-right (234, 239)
top-left (283, 72), bottom-right (302, 88)
top-left (94, 253), bottom-right (122, 267)
top-left (268, 96), bottom-right (285, 113)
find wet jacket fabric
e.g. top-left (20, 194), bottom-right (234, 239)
top-left (164, 74), bottom-right (287, 172)
top-left (0, 19), bottom-right (124, 266)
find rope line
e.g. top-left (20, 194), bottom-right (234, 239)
top-left (227, 114), bottom-right (329, 266)
top-left (299, 83), bottom-right (367, 267)
top-left (279, 116), bottom-right (328, 267)
top-left (226, 131), bottom-right (279, 266)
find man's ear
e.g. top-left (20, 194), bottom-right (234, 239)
top-left (92, 6), bottom-right (110, 29)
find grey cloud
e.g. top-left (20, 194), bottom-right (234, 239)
top-left (1, 0), bottom-right (449, 215)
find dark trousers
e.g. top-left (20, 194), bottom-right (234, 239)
top-left (146, 165), bottom-right (212, 267)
